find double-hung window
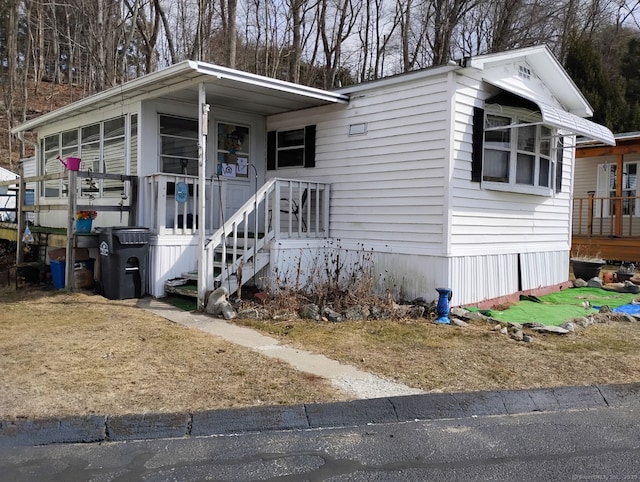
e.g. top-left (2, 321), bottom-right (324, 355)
top-left (267, 125), bottom-right (316, 170)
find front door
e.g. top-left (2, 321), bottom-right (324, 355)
top-left (216, 121), bottom-right (259, 228)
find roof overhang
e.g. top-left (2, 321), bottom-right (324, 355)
top-left (11, 61), bottom-right (349, 135)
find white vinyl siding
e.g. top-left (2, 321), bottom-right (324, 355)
top-left (450, 72), bottom-right (574, 256)
top-left (268, 73), bottom-right (451, 251)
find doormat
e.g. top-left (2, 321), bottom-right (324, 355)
top-left (163, 294), bottom-right (197, 312)
top-left (486, 287), bottom-right (639, 326)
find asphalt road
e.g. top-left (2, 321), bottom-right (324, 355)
top-left (2, 405), bottom-right (640, 481)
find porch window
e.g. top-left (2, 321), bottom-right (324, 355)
top-left (40, 114), bottom-right (135, 199)
top-left (217, 123), bottom-right (250, 178)
top-left (159, 115), bottom-right (198, 176)
top-left (267, 125), bottom-right (316, 170)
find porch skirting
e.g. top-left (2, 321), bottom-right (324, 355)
top-left (148, 235), bottom-right (198, 298)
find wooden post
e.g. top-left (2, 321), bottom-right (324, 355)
top-left (587, 192), bottom-right (594, 237)
top-left (615, 153), bottom-right (623, 237)
top-left (65, 169), bottom-right (77, 290)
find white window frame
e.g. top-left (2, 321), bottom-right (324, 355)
top-left (482, 106), bottom-right (558, 196)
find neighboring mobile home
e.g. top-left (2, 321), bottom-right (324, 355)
top-left (573, 133), bottom-right (640, 262)
top-left (10, 45), bottom-right (614, 308)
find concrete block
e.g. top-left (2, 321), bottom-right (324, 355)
top-left (106, 412), bottom-right (189, 441)
top-left (0, 416), bottom-right (105, 447)
top-left (191, 405), bottom-right (309, 436)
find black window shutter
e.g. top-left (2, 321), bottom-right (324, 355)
top-left (267, 130), bottom-right (276, 170)
top-left (304, 125), bottom-right (316, 168)
top-left (471, 107), bottom-right (484, 182)
top-left (555, 136), bottom-right (564, 193)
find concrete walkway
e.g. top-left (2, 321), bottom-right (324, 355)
top-left (137, 298), bottom-right (424, 399)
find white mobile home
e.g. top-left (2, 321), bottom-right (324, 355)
top-left (10, 45), bottom-right (614, 307)
top-left (0, 166), bottom-right (19, 223)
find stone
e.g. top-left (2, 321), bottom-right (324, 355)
top-left (221, 303), bottom-right (237, 320)
top-left (370, 306), bottom-right (384, 320)
top-left (299, 303), bottom-right (321, 321)
top-left (344, 305), bottom-right (367, 321)
top-left (322, 306), bottom-right (343, 323)
top-left (599, 305), bottom-right (612, 313)
top-left (449, 307), bottom-right (470, 319)
top-left (573, 278), bottom-right (588, 287)
top-left (206, 287), bottom-right (237, 320)
top-left (575, 317), bottom-right (592, 328)
top-left (528, 325), bottom-right (570, 335)
top-left (511, 329), bottom-right (524, 341)
top-left (500, 327), bottom-right (508, 335)
top-left (408, 306), bottom-right (425, 319)
top-left (237, 308), bottom-right (261, 319)
top-left (466, 311), bottom-right (490, 323)
top-left (587, 277), bottom-right (603, 288)
top-left (560, 322), bottom-right (576, 333)
top-left (450, 317), bottom-right (468, 327)
top-left (523, 334), bottom-right (533, 343)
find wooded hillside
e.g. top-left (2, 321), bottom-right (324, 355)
top-left (2, 0), bottom-right (640, 172)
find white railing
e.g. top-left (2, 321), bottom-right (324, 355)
top-left (202, 178), bottom-right (330, 295)
top-left (143, 173), bottom-right (224, 236)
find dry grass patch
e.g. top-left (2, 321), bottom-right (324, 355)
top-left (236, 316), bottom-right (640, 393)
top-left (0, 288), bottom-right (349, 420)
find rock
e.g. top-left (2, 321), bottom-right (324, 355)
top-left (370, 306), bottom-right (384, 320)
top-left (523, 334), bottom-right (533, 343)
top-left (322, 306), bottom-right (343, 323)
top-left (575, 316), bottom-right (592, 328)
top-left (511, 329), bottom-right (524, 341)
top-left (587, 277), bottom-right (603, 288)
top-left (299, 303), bottom-right (321, 320)
top-left (408, 306), bottom-right (425, 319)
top-left (500, 327), bottom-right (508, 335)
top-left (450, 307), bottom-right (470, 319)
top-left (602, 281), bottom-right (639, 293)
top-left (490, 323), bottom-right (503, 331)
top-left (206, 287), bottom-right (237, 319)
top-left (344, 305), bottom-right (368, 321)
top-left (528, 325), bottom-right (570, 335)
top-left (560, 321), bottom-right (576, 333)
top-left (450, 317), bottom-right (468, 327)
top-left (599, 305), bottom-right (612, 313)
top-left (221, 303), bottom-right (237, 320)
top-left (573, 278), bottom-right (588, 287)
top-left (466, 311), bottom-right (490, 323)
top-left (237, 308), bottom-right (261, 319)
top-left (521, 322), bottom-right (545, 329)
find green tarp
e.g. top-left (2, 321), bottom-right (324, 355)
top-left (484, 287), bottom-right (639, 326)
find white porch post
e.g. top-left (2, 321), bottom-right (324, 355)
top-left (198, 83), bottom-right (210, 310)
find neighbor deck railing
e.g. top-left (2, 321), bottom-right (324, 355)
top-left (573, 194), bottom-right (640, 237)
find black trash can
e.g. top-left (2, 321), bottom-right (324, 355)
top-left (97, 227), bottom-right (150, 300)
